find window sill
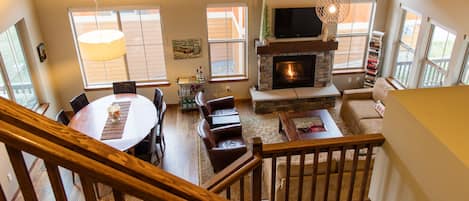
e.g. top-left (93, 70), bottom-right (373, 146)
top-left (386, 77), bottom-right (407, 90)
top-left (33, 103), bottom-right (50, 116)
top-left (84, 81), bottom-right (171, 91)
top-left (332, 69), bottom-right (366, 75)
top-left (209, 76), bottom-right (249, 83)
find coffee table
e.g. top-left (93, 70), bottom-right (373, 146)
top-left (278, 109), bottom-right (343, 141)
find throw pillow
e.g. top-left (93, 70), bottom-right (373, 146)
top-left (375, 100), bottom-right (385, 117)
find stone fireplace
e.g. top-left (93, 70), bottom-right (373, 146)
top-left (272, 55), bottom-right (316, 89)
top-left (250, 40), bottom-right (341, 113)
top-left (256, 40), bottom-right (337, 91)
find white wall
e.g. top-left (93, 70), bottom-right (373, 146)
top-left (370, 87), bottom-right (469, 201)
top-left (381, 0), bottom-right (469, 87)
top-left (33, 0), bottom-right (263, 110)
top-left (0, 0), bottom-right (60, 199)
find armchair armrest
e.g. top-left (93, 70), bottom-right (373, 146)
top-left (211, 124), bottom-right (242, 140)
top-left (207, 96), bottom-right (235, 111)
top-left (342, 88), bottom-right (373, 102)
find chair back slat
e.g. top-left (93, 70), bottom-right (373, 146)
top-left (6, 146), bottom-right (39, 201)
top-left (44, 162), bottom-right (68, 201)
top-left (112, 81), bottom-right (137, 94)
top-left (80, 175), bottom-right (98, 201)
top-left (153, 88), bottom-right (164, 112)
top-left (70, 93), bottom-right (89, 113)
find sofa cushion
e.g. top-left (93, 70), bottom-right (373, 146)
top-left (372, 78), bottom-right (395, 104)
top-left (346, 100), bottom-right (381, 120)
top-left (358, 118), bottom-right (383, 134)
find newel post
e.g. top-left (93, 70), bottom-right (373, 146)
top-left (249, 137), bottom-right (263, 201)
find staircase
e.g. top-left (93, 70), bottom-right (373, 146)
top-left (0, 97), bottom-right (384, 201)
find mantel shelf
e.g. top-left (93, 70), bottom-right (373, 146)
top-left (256, 40), bottom-right (338, 55)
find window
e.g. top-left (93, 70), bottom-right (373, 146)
top-left (70, 9), bottom-right (167, 88)
top-left (207, 5), bottom-right (247, 78)
top-left (419, 25), bottom-right (455, 88)
top-left (0, 25), bottom-right (38, 108)
top-left (459, 47), bottom-right (469, 85)
top-left (334, 2), bottom-right (374, 69)
top-left (393, 10), bottom-right (422, 87)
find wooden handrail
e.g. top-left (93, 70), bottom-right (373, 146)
top-left (0, 97), bottom-right (226, 201)
top-left (262, 134), bottom-right (385, 157)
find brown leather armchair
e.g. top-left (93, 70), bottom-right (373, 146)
top-left (195, 91), bottom-right (238, 127)
top-left (197, 119), bottom-right (247, 172)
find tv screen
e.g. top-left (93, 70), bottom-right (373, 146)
top-left (274, 7), bottom-right (323, 38)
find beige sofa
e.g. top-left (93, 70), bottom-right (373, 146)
top-left (340, 78), bottom-right (395, 134)
top-left (263, 153), bottom-right (372, 201)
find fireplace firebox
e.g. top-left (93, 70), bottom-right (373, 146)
top-left (272, 55), bottom-right (316, 89)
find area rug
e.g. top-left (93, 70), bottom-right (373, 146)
top-left (198, 108), bottom-right (352, 185)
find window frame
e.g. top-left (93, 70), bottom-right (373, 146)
top-left (68, 6), bottom-right (168, 89)
top-left (0, 24), bottom-right (39, 109)
top-left (418, 23), bottom-right (456, 88)
top-left (333, 1), bottom-right (376, 70)
top-left (458, 44), bottom-right (469, 85)
top-left (206, 4), bottom-right (249, 80)
top-left (391, 8), bottom-right (423, 88)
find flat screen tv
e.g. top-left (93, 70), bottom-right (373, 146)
top-left (274, 7), bottom-right (323, 38)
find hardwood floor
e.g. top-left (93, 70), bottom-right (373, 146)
top-left (12, 100), bottom-right (255, 201)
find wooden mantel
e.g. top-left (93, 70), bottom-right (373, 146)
top-left (256, 40), bottom-right (338, 55)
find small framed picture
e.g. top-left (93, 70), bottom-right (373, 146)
top-left (36, 43), bottom-right (47, 62)
top-left (172, 39), bottom-right (202, 60)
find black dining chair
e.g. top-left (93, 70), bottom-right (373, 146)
top-left (55, 109), bottom-right (70, 125)
top-left (153, 88), bottom-right (164, 113)
top-left (55, 109), bottom-right (77, 185)
top-left (70, 93), bottom-right (89, 114)
top-left (156, 101), bottom-right (167, 154)
top-left (112, 81), bottom-right (137, 94)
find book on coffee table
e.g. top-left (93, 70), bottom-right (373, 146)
top-left (292, 116), bottom-right (326, 133)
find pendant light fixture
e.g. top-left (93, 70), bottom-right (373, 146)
top-left (78, 0), bottom-right (126, 61)
top-left (315, 0), bottom-right (350, 41)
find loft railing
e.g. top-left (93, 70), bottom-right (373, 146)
top-left (394, 58), bottom-right (450, 87)
top-left (0, 95), bottom-right (386, 201)
top-left (0, 97), bottom-right (226, 201)
top-left (203, 134), bottom-right (385, 201)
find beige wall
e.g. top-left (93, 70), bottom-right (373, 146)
top-left (34, 0), bottom-right (262, 110)
top-left (369, 87), bottom-right (469, 201)
top-left (381, 0), bottom-right (469, 87)
top-left (0, 0), bottom-right (60, 199)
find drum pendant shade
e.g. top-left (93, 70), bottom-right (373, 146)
top-left (78, 29), bottom-right (126, 61)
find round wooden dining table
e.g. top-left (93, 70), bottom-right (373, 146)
top-left (69, 94), bottom-right (157, 151)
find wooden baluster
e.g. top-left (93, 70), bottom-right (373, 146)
top-left (240, 176), bottom-right (245, 201)
top-left (297, 152), bottom-right (306, 201)
top-left (270, 156), bottom-right (277, 201)
top-left (250, 137), bottom-right (263, 201)
top-left (226, 186), bottom-right (231, 200)
top-left (5, 146), bottom-right (39, 201)
top-left (112, 189), bottom-right (125, 201)
top-left (44, 162), bottom-right (68, 201)
top-left (359, 144), bottom-right (374, 201)
top-left (323, 148), bottom-right (333, 201)
top-left (0, 183), bottom-right (7, 201)
top-left (347, 146), bottom-right (360, 201)
top-left (285, 154), bottom-right (291, 201)
top-left (80, 176), bottom-right (97, 201)
top-left (310, 149), bottom-right (319, 201)
top-left (335, 147), bottom-right (347, 201)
